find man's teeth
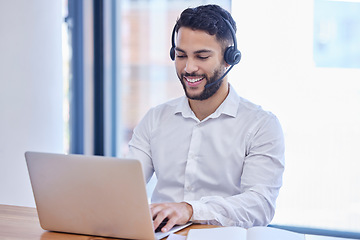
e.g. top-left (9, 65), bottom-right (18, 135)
top-left (185, 77), bottom-right (203, 83)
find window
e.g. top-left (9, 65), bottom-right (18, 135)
top-left (314, 0), bottom-right (360, 68)
top-left (115, 0), bottom-right (231, 156)
top-left (232, 0), bottom-right (360, 233)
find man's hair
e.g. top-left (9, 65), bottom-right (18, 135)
top-left (175, 4), bottom-right (236, 47)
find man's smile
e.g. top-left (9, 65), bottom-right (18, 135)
top-left (184, 76), bottom-right (205, 87)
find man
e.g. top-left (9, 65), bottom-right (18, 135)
top-left (127, 4), bottom-right (285, 233)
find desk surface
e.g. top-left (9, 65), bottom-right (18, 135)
top-left (0, 204), bottom-right (217, 239)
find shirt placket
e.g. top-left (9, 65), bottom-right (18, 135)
top-left (183, 123), bottom-right (201, 201)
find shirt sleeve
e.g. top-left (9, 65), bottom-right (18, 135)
top-left (126, 109), bottom-right (155, 183)
top-left (185, 115), bottom-right (285, 228)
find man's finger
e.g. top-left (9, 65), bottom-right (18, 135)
top-left (150, 203), bottom-right (162, 219)
top-left (161, 217), bottom-right (178, 233)
top-left (151, 205), bottom-right (171, 230)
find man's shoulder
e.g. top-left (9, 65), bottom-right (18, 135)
top-left (236, 96), bottom-right (277, 121)
top-left (236, 95), bottom-right (262, 113)
top-left (149, 96), bottom-right (186, 116)
top-left (228, 85), bottom-right (270, 118)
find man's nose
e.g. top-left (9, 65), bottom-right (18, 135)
top-left (184, 58), bottom-right (199, 73)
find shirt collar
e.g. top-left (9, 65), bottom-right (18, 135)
top-left (174, 84), bottom-right (240, 119)
top-left (174, 96), bottom-right (194, 119)
top-left (210, 84), bottom-right (239, 119)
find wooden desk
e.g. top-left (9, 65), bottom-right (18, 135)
top-left (0, 204), bottom-right (217, 239)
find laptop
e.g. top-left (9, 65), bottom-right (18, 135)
top-left (25, 151), bottom-right (191, 240)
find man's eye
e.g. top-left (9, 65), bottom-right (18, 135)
top-left (176, 55), bottom-right (186, 58)
top-left (197, 56), bottom-right (209, 60)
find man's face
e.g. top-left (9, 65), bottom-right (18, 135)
top-left (174, 27), bottom-right (227, 101)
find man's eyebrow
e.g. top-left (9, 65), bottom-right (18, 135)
top-left (175, 47), bottom-right (213, 54)
top-left (175, 47), bottom-right (185, 53)
top-left (194, 49), bottom-right (213, 54)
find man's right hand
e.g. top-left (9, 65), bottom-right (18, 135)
top-left (150, 202), bottom-right (193, 232)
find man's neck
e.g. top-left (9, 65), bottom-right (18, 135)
top-left (188, 82), bottom-right (230, 121)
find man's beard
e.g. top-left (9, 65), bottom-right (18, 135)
top-left (179, 69), bottom-right (224, 101)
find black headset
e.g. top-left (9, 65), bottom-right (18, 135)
top-left (169, 17), bottom-right (241, 66)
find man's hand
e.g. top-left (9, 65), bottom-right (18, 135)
top-left (150, 202), bottom-right (193, 233)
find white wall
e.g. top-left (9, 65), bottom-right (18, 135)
top-left (0, 0), bottom-right (63, 207)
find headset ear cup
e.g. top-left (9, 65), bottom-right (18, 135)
top-left (170, 47), bottom-right (175, 61)
top-left (224, 46), bottom-right (241, 65)
top-left (232, 49), bottom-right (241, 65)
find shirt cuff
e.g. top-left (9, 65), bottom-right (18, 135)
top-left (184, 200), bottom-right (218, 224)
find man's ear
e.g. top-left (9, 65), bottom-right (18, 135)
top-left (224, 62), bottom-right (231, 69)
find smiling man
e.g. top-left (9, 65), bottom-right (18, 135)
top-left (176, 27), bottom-right (227, 102)
top-left (127, 4), bottom-right (285, 233)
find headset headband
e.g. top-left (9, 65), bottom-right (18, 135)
top-left (170, 16), bottom-right (241, 66)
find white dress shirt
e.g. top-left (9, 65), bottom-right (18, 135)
top-left (127, 84), bottom-right (285, 228)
